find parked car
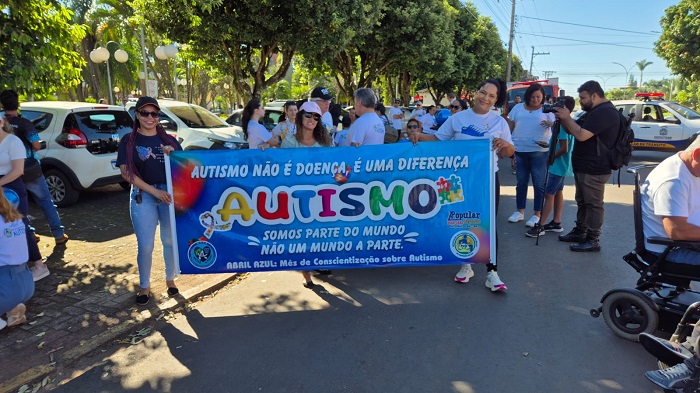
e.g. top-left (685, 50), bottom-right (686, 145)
top-left (125, 99), bottom-right (247, 150)
top-left (15, 102), bottom-right (134, 207)
top-left (225, 107), bottom-right (284, 132)
top-left (612, 93), bottom-right (700, 152)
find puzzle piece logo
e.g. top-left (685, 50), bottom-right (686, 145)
top-left (436, 174), bottom-right (464, 205)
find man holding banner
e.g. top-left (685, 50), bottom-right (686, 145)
top-left (409, 78), bottom-right (513, 292)
top-left (347, 88), bottom-right (385, 147)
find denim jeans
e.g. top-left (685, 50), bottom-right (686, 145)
top-left (25, 175), bottom-right (65, 238)
top-left (129, 184), bottom-right (179, 289)
top-left (3, 177), bottom-right (41, 262)
top-left (515, 151), bottom-right (548, 211)
top-left (0, 264), bottom-right (35, 315)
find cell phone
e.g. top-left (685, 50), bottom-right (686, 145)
top-left (135, 191), bottom-right (142, 205)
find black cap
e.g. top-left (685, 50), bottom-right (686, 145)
top-left (310, 87), bottom-right (333, 100)
top-left (135, 96), bottom-right (160, 110)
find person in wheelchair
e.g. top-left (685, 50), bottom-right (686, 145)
top-left (641, 137), bottom-right (700, 267)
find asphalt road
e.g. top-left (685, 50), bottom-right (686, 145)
top-left (50, 152), bottom-right (674, 393)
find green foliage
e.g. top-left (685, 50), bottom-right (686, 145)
top-left (655, 0), bottom-right (700, 81)
top-left (0, 0), bottom-right (87, 98)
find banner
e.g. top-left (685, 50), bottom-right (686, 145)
top-left (166, 140), bottom-right (495, 274)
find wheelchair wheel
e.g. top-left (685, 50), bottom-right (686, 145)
top-left (602, 291), bottom-right (659, 341)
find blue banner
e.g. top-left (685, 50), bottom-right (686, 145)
top-left (166, 140), bottom-right (495, 274)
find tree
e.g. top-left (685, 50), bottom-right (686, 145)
top-left (134, 0), bottom-right (368, 100)
top-left (655, 0), bottom-right (700, 81)
top-left (636, 59), bottom-right (653, 88)
top-left (0, 0), bottom-right (87, 98)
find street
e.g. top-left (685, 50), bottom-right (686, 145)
top-left (48, 152), bottom-right (673, 393)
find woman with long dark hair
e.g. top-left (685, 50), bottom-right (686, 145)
top-left (116, 97), bottom-right (181, 306)
top-left (281, 102), bottom-right (331, 286)
top-left (242, 99), bottom-right (279, 149)
top-left (409, 78), bottom-right (514, 292)
top-left (271, 101), bottom-right (298, 142)
top-left (506, 83), bottom-right (555, 228)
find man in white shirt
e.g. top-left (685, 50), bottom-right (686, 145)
top-left (389, 99), bottom-right (404, 132)
top-left (419, 105), bottom-right (437, 134)
top-left (641, 138), bottom-right (700, 265)
top-left (310, 86), bottom-right (335, 135)
top-left (347, 88), bottom-right (385, 146)
top-left (410, 101), bottom-right (425, 119)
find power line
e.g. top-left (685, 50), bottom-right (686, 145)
top-left (516, 32), bottom-right (651, 50)
top-left (520, 16), bottom-right (658, 36)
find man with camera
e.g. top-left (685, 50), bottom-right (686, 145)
top-left (552, 80), bottom-right (621, 252)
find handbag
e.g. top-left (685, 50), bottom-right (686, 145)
top-left (22, 157), bottom-right (43, 182)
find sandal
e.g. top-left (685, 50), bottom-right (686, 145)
top-left (7, 303), bottom-right (27, 327)
top-left (135, 293), bottom-right (151, 306)
top-left (167, 287), bottom-right (179, 297)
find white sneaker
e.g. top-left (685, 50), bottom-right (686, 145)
top-left (31, 264), bottom-right (50, 282)
top-left (507, 211), bottom-right (524, 223)
top-left (454, 264), bottom-right (474, 283)
top-left (485, 271), bottom-right (507, 292)
top-left (525, 215), bottom-right (540, 228)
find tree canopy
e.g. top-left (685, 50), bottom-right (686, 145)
top-left (655, 0), bottom-right (700, 81)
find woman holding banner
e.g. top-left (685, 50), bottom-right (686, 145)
top-left (117, 96), bottom-right (182, 306)
top-left (243, 99), bottom-right (279, 150)
top-left (281, 101), bottom-right (332, 287)
top-left (409, 78), bottom-right (514, 292)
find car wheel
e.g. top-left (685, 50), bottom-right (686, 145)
top-left (119, 181), bottom-right (131, 190)
top-left (44, 169), bottom-right (80, 207)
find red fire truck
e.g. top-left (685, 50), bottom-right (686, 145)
top-left (506, 78), bottom-right (563, 113)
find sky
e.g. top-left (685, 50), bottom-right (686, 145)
top-left (470, 0), bottom-right (675, 94)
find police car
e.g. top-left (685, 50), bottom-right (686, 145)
top-left (612, 93), bottom-right (700, 152)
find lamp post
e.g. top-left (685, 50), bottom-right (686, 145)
top-left (612, 62), bottom-right (633, 98)
top-left (594, 75), bottom-right (615, 91)
top-left (155, 43), bottom-right (179, 100)
top-left (89, 42), bottom-right (128, 105)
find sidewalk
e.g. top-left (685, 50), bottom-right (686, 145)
top-left (0, 187), bottom-right (237, 393)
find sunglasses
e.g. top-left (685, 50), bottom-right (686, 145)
top-left (138, 110), bottom-right (160, 118)
top-left (407, 125), bottom-right (419, 129)
top-left (451, 105), bottom-right (461, 110)
top-left (303, 112), bottom-right (321, 121)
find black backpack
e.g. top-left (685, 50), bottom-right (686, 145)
top-left (597, 110), bottom-right (635, 184)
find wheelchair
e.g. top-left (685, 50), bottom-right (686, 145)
top-left (590, 164), bottom-right (700, 341)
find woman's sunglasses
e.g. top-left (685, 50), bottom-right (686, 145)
top-left (303, 112), bottom-right (321, 121)
top-left (138, 110), bottom-right (161, 118)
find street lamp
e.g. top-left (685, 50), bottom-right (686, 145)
top-left (595, 75), bottom-right (615, 91)
top-left (89, 42), bottom-right (128, 105)
top-left (155, 43), bottom-right (179, 100)
top-left (612, 62), bottom-right (633, 97)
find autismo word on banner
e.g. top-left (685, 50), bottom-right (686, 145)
top-left (165, 140), bottom-right (495, 274)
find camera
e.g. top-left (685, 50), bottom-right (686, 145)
top-left (542, 97), bottom-right (567, 114)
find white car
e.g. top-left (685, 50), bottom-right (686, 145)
top-left (126, 99), bottom-right (247, 150)
top-left (612, 94), bottom-right (700, 152)
top-left (16, 101), bottom-right (134, 206)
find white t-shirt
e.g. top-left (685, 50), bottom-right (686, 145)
top-left (389, 106), bottom-right (404, 130)
top-left (348, 112), bottom-right (385, 146)
top-left (0, 134), bottom-right (26, 176)
top-left (507, 103), bottom-right (555, 152)
top-left (0, 215), bottom-right (28, 266)
top-left (246, 120), bottom-right (272, 149)
top-left (280, 133), bottom-right (324, 148)
top-left (434, 109), bottom-right (512, 173)
top-left (411, 109), bottom-right (426, 119)
top-left (322, 112), bottom-right (334, 135)
top-left (641, 154), bottom-right (700, 253)
top-left (419, 113), bottom-right (436, 134)
top-left (271, 119), bottom-right (296, 140)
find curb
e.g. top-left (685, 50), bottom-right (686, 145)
top-left (0, 273), bottom-right (239, 393)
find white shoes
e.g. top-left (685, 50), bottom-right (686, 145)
top-left (525, 215), bottom-right (540, 228)
top-left (454, 264), bottom-right (475, 283)
top-left (485, 271), bottom-right (507, 292)
top-left (507, 211), bottom-right (524, 223)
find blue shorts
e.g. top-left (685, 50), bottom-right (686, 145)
top-left (545, 173), bottom-right (565, 195)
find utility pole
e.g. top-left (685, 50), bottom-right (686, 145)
top-left (529, 46), bottom-right (549, 79)
top-left (505, 0), bottom-right (516, 82)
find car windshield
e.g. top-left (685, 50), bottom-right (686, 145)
top-left (664, 102), bottom-right (700, 120)
top-left (168, 105), bottom-right (229, 128)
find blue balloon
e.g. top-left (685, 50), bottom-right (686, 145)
top-left (3, 187), bottom-right (19, 209)
top-left (435, 108), bottom-right (451, 127)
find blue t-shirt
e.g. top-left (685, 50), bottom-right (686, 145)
top-left (116, 132), bottom-right (181, 185)
top-left (549, 126), bottom-right (574, 177)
